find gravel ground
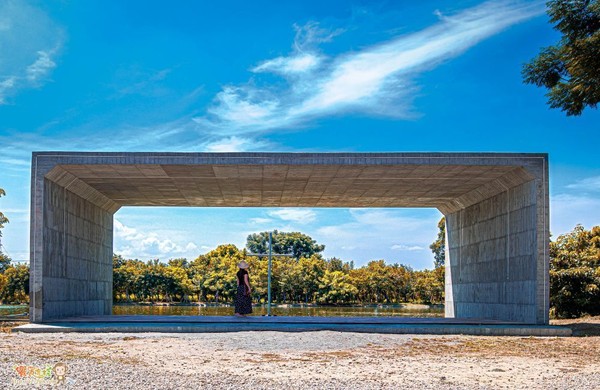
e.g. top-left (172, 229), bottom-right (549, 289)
top-left (1, 329), bottom-right (600, 390)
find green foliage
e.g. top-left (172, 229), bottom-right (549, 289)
top-left (108, 248), bottom-right (445, 305)
top-left (412, 267), bottom-right (445, 304)
top-left (522, 0), bottom-right (600, 115)
top-left (429, 217), bottom-right (446, 269)
top-left (246, 230), bottom-right (325, 260)
top-left (0, 264), bottom-right (29, 304)
top-left (318, 270), bottom-right (357, 304)
top-left (0, 188), bottom-right (9, 237)
top-left (0, 252), bottom-right (11, 274)
top-left (549, 224), bottom-right (600, 318)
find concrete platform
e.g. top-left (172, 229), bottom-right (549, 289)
top-left (13, 315), bottom-right (572, 336)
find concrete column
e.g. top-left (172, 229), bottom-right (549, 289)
top-left (30, 178), bottom-right (114, 321)
top-left (445, 180), bottom-right (547, 324)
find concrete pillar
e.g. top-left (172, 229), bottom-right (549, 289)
top-left (30, 173), bottom-right (117, 322)
top-left (445, 179), bottom-right (549, 324)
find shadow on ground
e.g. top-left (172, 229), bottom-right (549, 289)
top-left (551, 315), bottom-right (600, 337)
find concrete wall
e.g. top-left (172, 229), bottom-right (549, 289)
top-left (34, 178), bottom-right (113, 320)
top-left (445, 180), bottom-right (546, 324)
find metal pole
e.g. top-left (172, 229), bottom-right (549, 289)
top-left (267, 232), bottom-right (273, 316)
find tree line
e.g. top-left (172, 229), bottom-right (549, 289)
top-left (112, 244), bottom-right (445, 306)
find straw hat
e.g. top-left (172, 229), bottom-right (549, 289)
top-left (237, 260), bottom-right (249, 269)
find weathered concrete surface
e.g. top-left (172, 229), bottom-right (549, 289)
top-left (445, 181), bottom-right (546, 324)
top-left (31, 178), bottom-right (113, 322)
top-left (30, 152), bottom-right (549, 324)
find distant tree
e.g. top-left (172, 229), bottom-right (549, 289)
top-left (412, 267), bottom-right (445, 304)
top-left (522, 0), bottom-right (600, 115)
top-left (246, 230), bottom-right (325, 260)
top-left (429, 217), bottom-right (446, 268)
top-left (0, 253), bottom-right (11, 273)
top-left (318, 270), bottom-right (357, 304)
top-left (168, 258), bottom-right (189, 269)
top-left (549, 224), bottom-right (600, 318)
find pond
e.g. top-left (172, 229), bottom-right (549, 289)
top-left (112, 303), bottom-right (445, 317)
top-left (1, 304), bottom-right (444, 318)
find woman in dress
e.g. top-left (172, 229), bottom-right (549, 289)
top-left (234, 260), bottom-right (252, 316)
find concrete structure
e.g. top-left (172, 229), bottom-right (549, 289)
top-left (15, 315), bottom-right (570, 336)
top-left (30, 152), bottom-right (549, 324)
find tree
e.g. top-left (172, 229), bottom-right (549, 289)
top-left (318, 270), bottom-right (357, 304)
top-left (522, 0), bottom-right (600, 116)
top-left (549, 224), bottom-right (600, 318)
top-left (246, 230), bottom-right (325, 260)
top-left (0, 264), bottom-right (29, 303)
top-left (0, 188), bottom-right (8, 236)
top-left (429, 217), bottom-right (446, 268)
top-left (0, 253), bottom-right (11, 273)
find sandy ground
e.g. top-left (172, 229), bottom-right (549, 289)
top-left (0, 318), bottom-right (599, 389)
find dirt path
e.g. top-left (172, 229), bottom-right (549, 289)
top-left (0, 331), bottom-right (599, 389)
top-left (1, 317), bottom-right (598, 389)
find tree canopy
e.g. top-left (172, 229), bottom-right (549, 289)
top-left (549, 224), bottom-right (600, 318)
top-left (246, 230), bottom-right (325, 260)
top-left (522, 0), bottom-right (600, 116)
top-left (0, 188), bottom-right (8, 238)
top-left (429, 217), bottom-right (446, 269)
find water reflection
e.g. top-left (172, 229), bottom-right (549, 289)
top-left (113, 304), bottom-right (444, 317)
top-left (0, 304), bottom-right (445, 318)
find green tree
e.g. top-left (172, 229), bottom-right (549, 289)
top-left (246, 230), bottom-right (325, 260)
top-left (0, 188), bottom-right (8, 237)
top-left (522, 0), bottom-right (600, 115)
top-left (318, 270), bottom-right (357, 304)
top-left (0, 252), bottom-right (11, 273)
top-left (412, 267), bottom-right (445, 304)
top-left (298, 255), bottom-right (327, 302)
top-left (549, 224), bottom-right (600, 318)
top-left (0, 264), bottom-right (29, 303)
top-left (430, 217), bottom-right (446, 269)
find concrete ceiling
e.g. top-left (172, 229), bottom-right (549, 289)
top-left (45, 162), bottom-right (535, 214)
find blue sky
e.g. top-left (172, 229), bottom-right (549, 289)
top-left (0, 0), bottom-right (598, 269)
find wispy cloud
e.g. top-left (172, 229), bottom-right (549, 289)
top-left (0, 1), bottom-right (63, 104)
top-left (312, 208), bottom-right (442, 267)
top-left (193, 1), bottom-right (543, 135)
top-left (25, 50), bottom-right (57, 82)
top-left (566, 176), bottom-right (600, 192)
top-left (202, 136), bottom-right (272, 152)
top-left (551, 193), bottom-right (600, 235)
top-left (269, 208), bottom-right (317, 224)
top-left (249, 217), bottom-right (273, 224)
top-left (391, 244), bottom-right (425, 251)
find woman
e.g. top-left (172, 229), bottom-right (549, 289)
top-left (234, 260), bottom-right (252, 316)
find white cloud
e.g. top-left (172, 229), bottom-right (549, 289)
top-left (253, 53), bottom-right (322, 75)
top-left (114, 219), bottom-right (199, 260)
top-left (193, 1), bottom-right (543, 135)
top-left (202, 136), bottom-right (271, 152)
top-left (249, 217), bottom-right (273, 224)
top-left (269, 208), bottom-right (317, 224)
top-left (566, 176), bottom-right (600, 192)
top-left (0, 1), bottom-right (63, 104)
top-left (391, 244), bottom-right (425, 251)
top-left (26, 50), bottom-right (57, 82)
